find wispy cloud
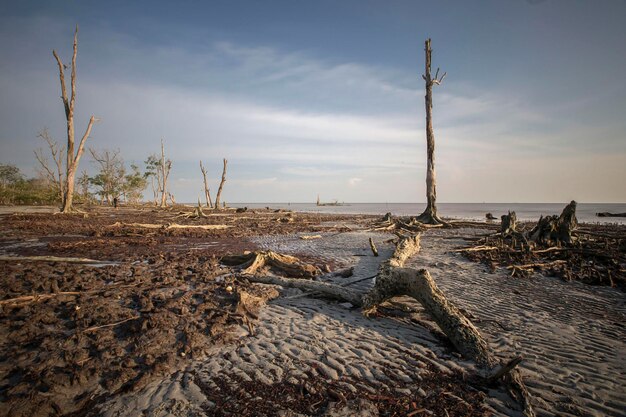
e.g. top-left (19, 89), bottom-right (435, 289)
top-left (0, 15), bottom-right (624, 203)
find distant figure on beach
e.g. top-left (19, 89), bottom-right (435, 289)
top-left (113, 197), bottom-right (118, 209)
top-left (486, 212), bottom-right (496, 220)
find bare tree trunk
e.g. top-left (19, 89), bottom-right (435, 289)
top-left (214, 158), bottom-right (227, 209)
top-left (150, 177), bottom-right (158, 206)
top-left (53, 26), bottom-right (96, 213)
top-left (417, 39), bottom-right (446, 225)
top-left (200, 160), bottom-right (213, 208)
top-left (159, 139), bottom-right (171, 208)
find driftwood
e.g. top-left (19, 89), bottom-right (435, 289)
top-left (368, 238), bottom-right (379, 256)
top-left (528, 200), bottom-right (577, 244)
top-left (222, 251), bottom-right (321, 279)
top-left (108, 222), bottom-right (230, 230)
top-left (486, 212), bottom-right (497, 221)
top-left (370, 213), bottom-right (424, 234)
top-left (500, 211), bottom-right (517, 237)
top-left (596, 212), bottom-right (626, 218)
top-left (0, 255), bottom-right (115, 265)
top-left (300, 234), bottom-right (322, 240)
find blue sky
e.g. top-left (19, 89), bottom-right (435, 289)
top-left (0, 0), bottom-right (625, 203)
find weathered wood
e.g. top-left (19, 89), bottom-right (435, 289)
top-left (214, 158), bottom-right (228, 209)
top-left (159, 139), bottom-right (172, 208)
top-left (417, 39), bottom-right (446, 225)
top-left (368, 237), bottom-right (379, 256)
top-left (0, 255), bottom-right (114, 265)
top-left (528, 200), bottom-right (577, 244)
top-left (596, 212), bottom-right (626, 218)
top-left (108, 222), bottom-right (230, 230)
top-left (199, 160), bottom-right (213, 208)
top-left (53, 26), bottom-right (97, 213)
top-left (501, 211), bottom-right (517, 237)
top-left (222, 251), bottom-right (321, 279)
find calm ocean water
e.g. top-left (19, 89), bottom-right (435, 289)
top-left (227, 203), bottom-right (626, 224)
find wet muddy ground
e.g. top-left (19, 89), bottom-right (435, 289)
top-left (2, 205), bottom-right (624, 416)
top-left (0, 206), bottom-right (374, 416)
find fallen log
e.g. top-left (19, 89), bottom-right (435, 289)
top-left (0, 255), bottom-right (116, 265)
top-left (108, 222), bottom-right (230, 230)
top-left (596, 212), bottom-right (626, 218)
top-left (368, 237), bottom-right (379, 256)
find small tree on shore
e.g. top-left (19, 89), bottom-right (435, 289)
top-left (88, 148), bottom-right (125, 204)
top-left (52, 26), bottom-right (97, 213)
top-left (144, 140), bottom-right (172, 207)
top-left (416, 38), bottom-right (446, 225)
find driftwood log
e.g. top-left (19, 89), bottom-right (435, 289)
top-left (596, 212), bottom-right (626, 218)
top-left (501, 211), bottom-right (517, 237)
top-left (528, 200), bottom-right (577, 244)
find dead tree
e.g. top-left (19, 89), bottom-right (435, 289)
top-left (199, 160), bottom-right (213, 208)
top-left (214, 158), bottom-right (227, 209)
top-left (528, 201), bottom-right (577, 245)
top-left (501, 211), bottom-right (517, 237)
top-left (52, 25), bottom-right (97, 212)
top-left (159, 139), bottom-right (172, 208)
top-left (417, 38), bottom-right (446, 225)
top-left (34, 128), bottom-right (65, 202)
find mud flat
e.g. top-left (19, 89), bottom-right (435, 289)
top-left (0, 206), bottom-right (624, 416)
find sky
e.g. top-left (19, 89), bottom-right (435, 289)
top-left (0, 0), bottom-right (625, 203)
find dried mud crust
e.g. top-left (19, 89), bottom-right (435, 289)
top-left (0, 207), bottom-right (369, 261)
top-left (0, 207), bottom-right (371, 417)
top-left (0, 254), bottom-right (273, 417)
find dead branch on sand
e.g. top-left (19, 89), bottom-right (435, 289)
top-left (458, 201), bottom-right (625, 288)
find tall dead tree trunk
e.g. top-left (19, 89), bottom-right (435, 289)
top-left (417, 39), bottom-right (446, 225)
top-left (199, 160), bottom-right (213, 208)
top-left (159, 139), bottom-right (172, 208)
top-left (214, 158), bottom-right (227, 209)
top-left (53, 26), bottom-right (97, 213)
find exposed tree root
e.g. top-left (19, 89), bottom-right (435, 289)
top-left (416, 209), bottom-right (446, 225)
top-left (222, 251), bottom-right (321, 279)
top-left (370, 213), bottom-right (426, 233)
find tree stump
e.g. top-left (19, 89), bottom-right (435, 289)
top-left (221, 251), bottom-right (321, 279)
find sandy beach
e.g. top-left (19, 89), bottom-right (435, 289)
top-left (0, 206), bottom-right (624, 416)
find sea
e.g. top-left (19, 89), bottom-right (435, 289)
top-left (225, 203), bottom-right (626, 224)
